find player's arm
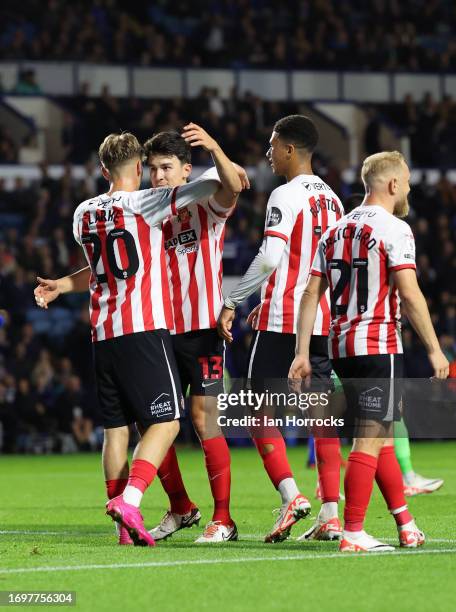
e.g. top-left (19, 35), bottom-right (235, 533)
top-left (289, 274), bottom-right (328, 385)
top-left (217, 235), bottom-right (287, 342)
top-left (182, 123), bottom-right (243, 208)
top-left (393, 268), bottom-right (449, 378)
top-left (133, 177), bottom-right (221, 226)
top-left (34, 267), bottom-right (91, 309)
top-left (289, 237), bottom-right (329, 381)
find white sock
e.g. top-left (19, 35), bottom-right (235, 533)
top-left (278, 478), bottom-right (299, 504)
top-left (403, 471), bottom-right (415, 484)
top-left (343, 529), bottom-right (363, 539)
top-left (320, 502), bottom-right (338, 520)
top-left (122, 485), bottom-right (143, 507)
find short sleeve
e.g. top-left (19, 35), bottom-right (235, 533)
top-left (386, 221), bottom-right (416, 271)
top-left (263, 187), bottom-right (297, 243)
top-left (198, 166), bottom-right (236, 224)
top-left (310, 238), bottom-right (326, 277)
top-left (203, 196), bottom-right (236, 224)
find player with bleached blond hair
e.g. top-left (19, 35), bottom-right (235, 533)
top-left (290, 151), bottom-right (449, 552)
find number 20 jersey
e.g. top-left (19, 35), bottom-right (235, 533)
top-left (72, 180), bottom-right (218, 342)
top-left (310, 205), bottom-right (416, 359)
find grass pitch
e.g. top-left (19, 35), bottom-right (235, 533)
top-left (1, 442), bottom-right (455, 612)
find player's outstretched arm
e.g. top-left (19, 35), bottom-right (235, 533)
top-left (182, 122), bottom-right (242, 208)
top-left (135, 177), bottom-right (221, 226)
top-left (289, 274), bottom-right (328, 385)
top-left (34, 266), bottom-right (91, 309)
top-left (393, 268), bottom-right (449, 379)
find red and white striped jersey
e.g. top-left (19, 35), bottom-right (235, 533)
top-left (162, 197), bottom-right (234, 334)
top-left (255, 174), bottom-right (343, 335)
top-left (72, 180), bottom-right (219, 342)
top-left (310, 204), bottom-right (416, 358)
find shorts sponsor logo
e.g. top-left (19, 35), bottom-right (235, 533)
top-left (267, 207), bottom-right (282, 227)
top-left (358, 386), bottom-right (384, 412)
top-left (150, 393), bottom-right (173, 418)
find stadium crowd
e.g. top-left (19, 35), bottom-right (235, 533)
top-left (2, 85), bottom-right (456, 170)
top-left (1, 0), bottom-right (455, 71)
top-left (0, 155), bottom-right (455, 453)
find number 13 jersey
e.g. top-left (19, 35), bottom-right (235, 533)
top-left (310, 204), bottom-right (416, 358)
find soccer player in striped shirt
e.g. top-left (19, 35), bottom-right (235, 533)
top-left (290, 151), bottom-right (449, 552)
top-left (143, 129), bottom-right (248, 543)
top-left (34, 129), bottom-right (241, 546)
top-left (343, 195), bottom-right (444, 498)
top-left (218, 115), bottom-right (344, 542)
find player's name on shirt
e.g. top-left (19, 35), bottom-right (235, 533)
top-left (322, 224), bottom-right (377, 252)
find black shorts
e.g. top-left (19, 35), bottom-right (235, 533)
top-left (93, 330), bottom-right (184, 429)
top-left (332, 354), bottom-right (403, 424)
top-left (171, 328), bottom-right (225, 397)
top-left (247, 331), bottom-right (332, 393)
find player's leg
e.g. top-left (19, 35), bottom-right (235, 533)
top-left (184, 329), bottom-right (236, 542)
top-left (376, 437), bottom-right (424, 547)
top-left (103, 426), bottom-right (131, 544)
top-left (150, 335), bottom-right (200, 540)
top-left (373, 354), bottom-right (424, 546)
top-left (104, 330), bottom-right (184, 546)
top-left (248, 331), bottom-right (311, 543)
top-left (334, 356), bottom-right (395, 552)
top-left (300, 337), bottom-right (343, 541)
top-left (94, 342), bottom-right (135, 545)
top-left (395, 414), bottom-right (444, 496)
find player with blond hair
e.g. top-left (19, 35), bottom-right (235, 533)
top-left (290, 151), bottom-right (448, 552)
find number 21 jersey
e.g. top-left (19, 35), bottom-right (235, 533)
top-left (310, 205), bottom-right (416, 358)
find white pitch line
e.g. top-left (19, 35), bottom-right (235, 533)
top-left (1, 530), bottom-right (455, 545)
top-left (1, 548), bottom-right (455, 575)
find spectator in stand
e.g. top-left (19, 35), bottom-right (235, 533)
top-left (13, 69), bottom-right (42, 95)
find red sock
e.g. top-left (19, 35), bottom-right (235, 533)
top-left (201, 436), bottom-right (232, 525)
top-left (375, 445), bottom-right (413, 526)
top-left (315, 438), bottom-right (341, 503)
top-left (127, 459), bottom-right (157, 493)
top-left (157, 446), bottom-right (194, 515)
top-left (253, 432), bottom-right (293, 489)
top-left (344, 451), bottom-right (378, 532)
top-left (105, 478), bottom-right (128, 500)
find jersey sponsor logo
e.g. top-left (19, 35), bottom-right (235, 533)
top-left (165, 229), bottom-right (198, 251)
top-left (309, 196), bottom-right (342, 218)
top-left (177, 243), bottom-right (199, 256)
top-left (358, 386), bottom-right (384, 412)
top-left (150, 392), bottom-right (173, 417)
top-left (89, 195), bottom-right (122, 208)
top-left (349, 209), bottom-right (377, 220)
top-left (304, 181), bottom-right (331, 192)
top-left (314, 225), bottom-right (322, 236)
top-left (267, 207), bottom-right (282, 227)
